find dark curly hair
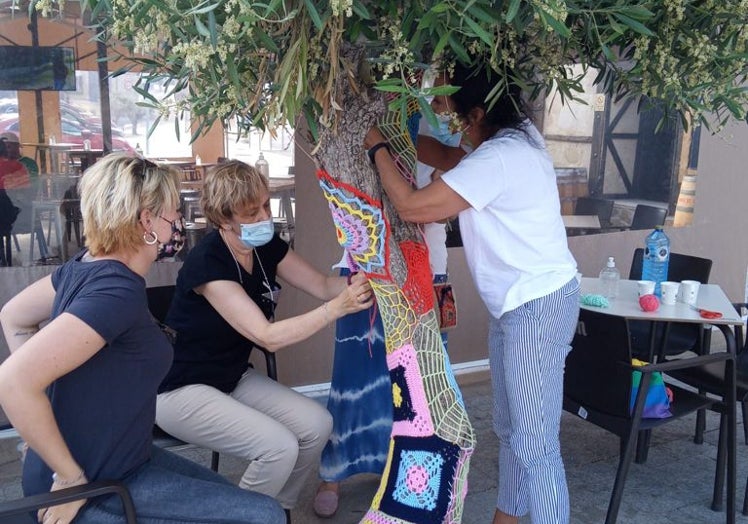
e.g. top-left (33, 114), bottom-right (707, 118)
top-left (447, 62), bottom-right (533, 139)
top-left (0, 139), bottom-right (8, 159)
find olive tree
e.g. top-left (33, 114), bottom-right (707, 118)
top-left (36, 0), bottom-right (746, 136)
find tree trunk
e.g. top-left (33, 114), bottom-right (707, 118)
top-left (313, 45), bottom-right (475, 524)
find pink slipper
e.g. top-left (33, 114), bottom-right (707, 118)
top-left (313, 488), bottom-right (339, 518)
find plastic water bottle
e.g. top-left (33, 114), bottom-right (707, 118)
top-left (642, 226), bottom-right (670, 296)
top-left (255, 152), bottom-right (270, 178)
top-left (599, 256), bottom-right (620, 299)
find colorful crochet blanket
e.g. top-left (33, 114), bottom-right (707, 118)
top-left (316, 99), bottom-right (475, 523)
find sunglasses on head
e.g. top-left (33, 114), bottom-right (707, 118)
top-left (136, 157), bottom-right (159, 179)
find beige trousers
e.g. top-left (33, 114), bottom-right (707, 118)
top-left (156, 367), bottom-right (332, 509)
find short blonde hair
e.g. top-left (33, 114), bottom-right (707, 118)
top-left (201, 160), bottom-right (269, 227)
top-left (79, 154), bottom-right (181, 256)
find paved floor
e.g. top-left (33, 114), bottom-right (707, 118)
top-left (1, 372), bottom-right (746, 523)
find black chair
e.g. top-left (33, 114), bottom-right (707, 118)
top-left (628, 249), bottom-right (714, 461)
top-left (61, 184), bottom-right (82, 248)
top-left (574, 196), bottom-right (614, 228)
top-left (146, 285), bottom-right (279, 472)
top-left (0, 190), bottom-right (20, 267)
top-left (0, 480), bottom-right (137, 524)
top-left (629, 204), bottom-right (667, 230)
top-left (0, 423), bottom-right (137, 524)
top-left (665, 304), bottom-right (748, 514)
top-left (564, 308), bottom-right (725, 524)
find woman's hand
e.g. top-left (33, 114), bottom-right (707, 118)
top-left (364, 127), bottom-right (387, 150)
top-left (37, 472), bottom-right (89, 524)
top-left (330, 272), bottom-right (374, 318)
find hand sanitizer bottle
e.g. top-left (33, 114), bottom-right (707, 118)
top-left (599, 256), bottom-right (620, 299)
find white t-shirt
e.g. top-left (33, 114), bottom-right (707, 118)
top-left (416, 118), bottom-right (448, 275)
top-left (440, 122), bottom-right (577, 318)
top-left (415, 165), bottom-right (448, 275)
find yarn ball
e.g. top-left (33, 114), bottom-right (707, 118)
top-left (639, 294), bottom-right (660, 312)
top-left (580, 294), bottom-right (609, 308)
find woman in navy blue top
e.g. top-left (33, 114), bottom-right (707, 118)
top-left (0, 154), bottom-right (284, 524)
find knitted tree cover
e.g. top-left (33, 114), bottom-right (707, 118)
top-left (314, 46), bottom-right (475, 523)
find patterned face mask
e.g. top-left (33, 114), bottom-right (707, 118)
top-left (157, 216), bottom-right (186, 260)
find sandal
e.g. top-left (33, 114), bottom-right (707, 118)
top-left (313, 483), bottom-right (339, 518)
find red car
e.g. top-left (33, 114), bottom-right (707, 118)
top-left (0, 115), bottom-right (134, 152)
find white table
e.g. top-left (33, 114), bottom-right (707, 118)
top-left (563, 215), bottom-right (601, 229)
top-left (23, 142), bottom-right (78, 174)
top-left (580, 277), bottom-right (742, 523)
top-left (580, 278), bottom-right (742, 325)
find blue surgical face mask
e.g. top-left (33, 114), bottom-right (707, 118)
top-left (431, 114), bottom-right (463, 147)
top-left (240, 218), bottom-right (274, 248)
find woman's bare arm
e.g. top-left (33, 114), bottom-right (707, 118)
top-left (0, 275), bottom-right (55, 353)
top-left (198, 271), bottom-right (372, 352)
top-left (0, 310), bottom-right (107, 523)
top-left (276, 249), bottom-right (347, 301)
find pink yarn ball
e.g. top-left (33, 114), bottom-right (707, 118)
top-left (639, 294), bottom-right (660, 312)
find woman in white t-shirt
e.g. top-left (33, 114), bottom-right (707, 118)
top-left (365, 62), bottom-right (580, 524)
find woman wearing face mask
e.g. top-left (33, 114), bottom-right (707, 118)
top-left (156, 160), bottom-right (374, 518)
top-left (365, 61), bottom-right (579, 524)
top-left (0, 154), bottom-right (285, 524)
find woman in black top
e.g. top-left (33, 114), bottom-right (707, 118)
top-left (157, 160), bottom-right (373, 513)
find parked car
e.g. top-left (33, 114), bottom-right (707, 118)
top-left (0, 114), bottom-right (134, 152)
top-left (0, 98), bottom-right (124, 137)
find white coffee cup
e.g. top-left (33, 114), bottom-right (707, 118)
top-left (660, 281), bottom-right (680, 305)
top-left (637, 280), bottom-right (656, 297)
top-left (679, 280), bottom-right (701, 306)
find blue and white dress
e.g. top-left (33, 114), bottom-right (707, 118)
top-left (319, 266), bottom-right (393, 482)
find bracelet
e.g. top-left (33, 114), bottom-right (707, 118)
top-left (367, 142), bottom-right (391, 164)
top-left (52, 469), bottom-right (86, 487)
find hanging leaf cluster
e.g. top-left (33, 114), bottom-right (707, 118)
top-left (61, 0), bottom-right (747, 139)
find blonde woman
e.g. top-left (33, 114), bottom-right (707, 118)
top-left (0, 154), bottom-right (285, 524)
top-left (156, 160), bottom-right (373, 517)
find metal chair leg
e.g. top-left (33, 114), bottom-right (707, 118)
top-left (635, 429), bottom-right (651, 464)
top-left (607, 434), bottom-right (638, 524)
top-left (712, 412), bottom-right (728, 511)
top-left (695, 407), bottom-right (707, 444)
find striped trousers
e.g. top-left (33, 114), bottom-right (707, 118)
top-left (489, 278), bottom-right (579, 523)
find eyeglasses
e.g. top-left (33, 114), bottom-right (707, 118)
top-left (159, 215), bottom-right (182, 228)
